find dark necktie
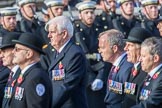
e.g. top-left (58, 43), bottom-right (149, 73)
top-left (108, 65), bottom-right (116, 79)
top-left (143, 74), bottom-right (151, 86)
top-left (8, 71), bottom-right (14, 82)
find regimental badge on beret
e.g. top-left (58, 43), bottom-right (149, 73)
top-left (96, 28), bottom-right (98, 31)
top-left (75, 1), bottom-right (96, 11)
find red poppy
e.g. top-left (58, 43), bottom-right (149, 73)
top-left (17, 75), bottom-right (23, 84)
top-left (153, 72), bottom-right (160, 80)
top-left (114, 66), bottom-right (119, 73)
top-left (11, 79), bottom-right (16, 87)
top-left (132, 69), bottom-right (138, 77)
top-left (59, 62), bottom-right (63, 69)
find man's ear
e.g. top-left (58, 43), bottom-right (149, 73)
top-left (153, 54), bottom-right (160, 63)
top-left (141, 7), bottom-right (146, 15)
top-left (26, 50), bottom-right (33, 59)
top-left (62, 30), bottom-right (68, 39)
top-left (79, 13), bottom-right (82, 20)
top-left (112, 45), bottom-right (118, 53)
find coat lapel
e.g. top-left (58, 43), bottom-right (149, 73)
top-left (136, 66), bottom-right (162, 103)
top-left (8, 63), bottom-right (40, 106)
top-left (3, 68), bottom-right (21, 108)
top-left (49, 40), bottom-right (73, 71)
top-left (130, 64), bottom-right (141, 82)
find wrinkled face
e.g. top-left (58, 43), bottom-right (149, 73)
top-left (21, 3), bottom-right (36, 18)
top-left (48, 24), bottom-right (65, 51)
top-left (98, 34), bottom-right (114, 62)
top-left (79, 9), bottom-right (95, 26)
top-left (157, 21), bottom-right (162, 36)
top-left (140, 46), bottom-right (154, 72)
top-left (124, 42), bottom-right (141, 63)
top-left (1, 48), bottom-right (14, 67)
top-left (12, 44), bottom-right (29, 65)
top-left (48, 6), bottom-right (64, 19)
top-left (144, 5), bottom-right (158, 20)
top-left (107, 0), bottom-right (116, 12)
top-left (120, 1), bottom-right (134, 15)
top-left (1, 16), bottom-right (17, 31)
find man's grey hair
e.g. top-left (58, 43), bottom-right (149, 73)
top-left (141, 37), bottom-right (162, 60)
top-left (45, 16), bottom-right (74, 38)
top-left (99, 29), bottom-right (125, 51)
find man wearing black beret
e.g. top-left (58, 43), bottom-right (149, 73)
top-left (9, 33), bottom-right (52, 108)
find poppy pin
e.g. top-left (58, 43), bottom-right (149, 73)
top-left (114, 66), bottom-right (120, 73)
top-left (132, 68), bottom-right (138, 77)
top-left (153, 72), bottom-right (160, 80)
top-left (11, 79), bottom-right (16, 87)
top-left (17, 74), bottom-right (24, 84)
top-left (59, 62), bottom-right (63, 69)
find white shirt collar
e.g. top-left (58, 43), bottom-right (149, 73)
top-left (113, 53), bottom-right (126, 67)
top-left (58, 39), bottom-right (70, 53)
top-left (134, 62), bottom-right (140, 69)
top-left (21, 62), bottom-right (37, 75)
top-left (11, 65), bottom-right (19, 77)
top-left (148, 63), bottom-right (162, 78)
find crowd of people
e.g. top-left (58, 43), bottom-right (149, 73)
top-left (0, 0), bottom-right (162, 108)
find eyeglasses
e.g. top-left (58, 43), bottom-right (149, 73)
top-left (14, 47), bottom-right (29, 52)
